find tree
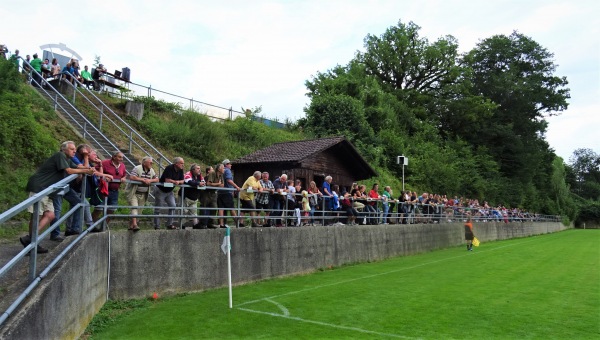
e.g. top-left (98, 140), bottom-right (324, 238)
top-left (461, 32), bottom-right (570, 181)
top-left (568, 148), bottom-right (600, 200)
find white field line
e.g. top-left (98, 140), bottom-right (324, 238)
top-left (237, 306), bottom-right (418, 339)
top-left (236, 238), bottom-right (544, 338)
top-left (237, 237), bottom-right (539, 307)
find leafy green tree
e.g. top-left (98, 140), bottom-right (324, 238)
top-left (304, 93), bottom-right (374, 142)
top-left (461, 31), bottom-right (570, 183)
top-left (568, 148), bottom-right (600, 200)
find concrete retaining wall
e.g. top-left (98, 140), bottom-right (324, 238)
top-left (0, 234), bottom-right (109, 340)
top-left (1, 221), bottom-right (567, 339)
top-left (109, 221), bottom-right (566, 299)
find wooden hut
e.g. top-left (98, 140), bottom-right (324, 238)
top-left (231, 136), bottom-right (377, 192)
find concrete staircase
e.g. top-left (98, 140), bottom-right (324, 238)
top-left (34, 80), bottom-right (139, 172)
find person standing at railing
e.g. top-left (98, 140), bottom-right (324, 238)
top-left (307, 180), bottom-right (322, 226)
top-left (197, 166), bottom-right (214, 228)
top-left (154, 157), bottom-right (185, 230)
top-left (321, 176), bottom-right (334, 225)
top-left (92, 151), bottom-right (126, 227)
top-left (20, 141), bottom-right (94, 254)
top-left (219, 159), bottom-right (241, 228)
top-left (205, 164), bottom-right (224, 229)
top-left (256, 171), bottom-right (274, 227)
top-left (59, 144), bottom-right (100, 237)
top-left (126, 157), bottom-right (159, 231)
top-left (367, 183), bottom-right (381, 225)
top-left (29, 53), bottom-right (43, 87)
top-left (92, 63), bottom-right (107, 91)
top-left (178, 163), bottom-right (205, 229)
top-left (381, 186), bottom-right (393, 224)
top-left (272, 174), bottom-right (288, 227)
top-left (8, 49), bottom-right (19, 68)
top-left (239, 171), bottom-right (263, 228)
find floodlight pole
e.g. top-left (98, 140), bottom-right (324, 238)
top-left (402, 163), bottom-right (405, 192)
top-left (397, 155), bottom-right (407, 192)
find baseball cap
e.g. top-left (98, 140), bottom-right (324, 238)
top-left (222, 159), bottom-right (231, 165)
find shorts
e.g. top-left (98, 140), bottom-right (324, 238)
top-left (217, 193), bottom-right (234, 209)
top-left (465, 232), bottom-right (474, 241)
top-left (256, 201), bottom-right (272, 211)
top-left (240, 199), bottom-right (255, 212)
top-left (27, 192), bottom-right (54, 215)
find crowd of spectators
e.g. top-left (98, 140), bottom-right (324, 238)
top-left (2, 45), bottom-right (108, 91)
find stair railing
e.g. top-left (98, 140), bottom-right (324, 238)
top-left (59, 72), bottom-right (172, 174)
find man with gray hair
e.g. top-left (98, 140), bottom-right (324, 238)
top-left (126, 156), bottom-right (159, 231)
top-left (272, 173), bottom-right (288, 227)
top-left (256, 171), bottom-right (275, 227)
top-left (154, 157), bottom-right (185, 229)
top-left (239, 171), bottom-right (263, 228)
top-left (21, 141), bottom-right (94, 253)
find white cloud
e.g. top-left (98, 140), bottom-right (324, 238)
top-left (2, 0), bottom-right (598, 159)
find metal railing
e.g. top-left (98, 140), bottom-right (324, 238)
top-left (0, 177), bottom-right (560, 327)
top-left (18, 57), bottom-right (172, 175)
top-left (112, 79), bottom-right (286, 128)
top-left (0, 174), bottom-right (99, 327)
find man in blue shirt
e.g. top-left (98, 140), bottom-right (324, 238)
top-left (218, 159), bottom-right (240, 228)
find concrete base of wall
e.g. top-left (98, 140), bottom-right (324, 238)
top-left (0, 234), bottom-right (108, 340)
top-left (0, 221), bottom-right (567, 339)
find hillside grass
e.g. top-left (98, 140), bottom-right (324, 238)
top-left (85, 229), bottom-right (600, 339)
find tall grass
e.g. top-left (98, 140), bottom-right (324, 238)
top-left (87, 230), bottom-right (599, 339)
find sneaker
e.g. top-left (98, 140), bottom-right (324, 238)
top-left (50, 235), bottom-right (65, 242)
top-left (238, 223), bottom-right (245, 228)
top-left (251, 222), bottom-right (261, 228)
top-left (65, 230), bottom-right (80, 237)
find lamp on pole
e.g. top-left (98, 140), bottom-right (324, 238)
top-left (397, 155), bottom-right (408, 191)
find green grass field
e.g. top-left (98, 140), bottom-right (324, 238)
top-left (88, 230), bottom-right (599, 339)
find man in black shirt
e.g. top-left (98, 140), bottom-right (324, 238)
top-left (153, 157), bottom-right (185, 229)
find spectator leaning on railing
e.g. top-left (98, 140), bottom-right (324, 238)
top-left (239, 171), bottom-right (263, 228)
top-left (219, 159), bottom-right (241, 228)
top-left (126, 157), bottom-right (159, 231)
top-left (154, 157), bottom-right (185, 230)
top-left (204, 164), bottom-right (224, 229)
top-left (21, 141), bottom-right (94, 254)
top-left (256, 171), bottom-right (274, 227)
top-left (93, 151), bottom-right (126, 226)
top-left (178, 163), bottom-right (206, 229)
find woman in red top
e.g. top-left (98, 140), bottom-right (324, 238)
top-left (366, 183), bottom-right (380, 224)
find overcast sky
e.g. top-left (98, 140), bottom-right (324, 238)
top-left (2, 0), bottom-right (598, 161)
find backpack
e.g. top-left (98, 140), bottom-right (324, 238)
top-left (90, 176), bottom-right (109, 206)
top-left (98, 177), bottom-right (109, 198)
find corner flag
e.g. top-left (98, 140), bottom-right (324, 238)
top-left (221, 227), bottom-right (231, 254)
top-left (221, 227), bottom-right (233, 308)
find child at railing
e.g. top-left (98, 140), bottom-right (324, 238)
top-left (301, 190), bottom-right (311, 226)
